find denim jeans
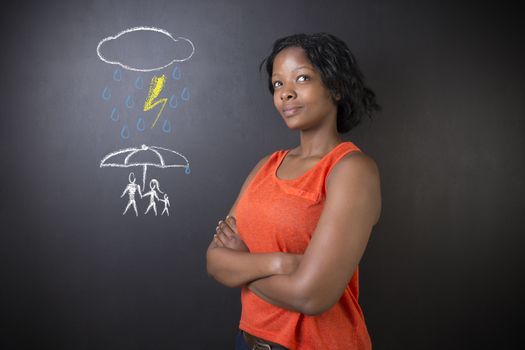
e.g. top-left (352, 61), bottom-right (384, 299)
top-left (235, 330), bottom-right (250, 350)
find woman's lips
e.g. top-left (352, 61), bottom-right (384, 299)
top-left (282, 106), bottom-right (302, 117)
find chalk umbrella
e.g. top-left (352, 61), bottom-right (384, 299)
top-left (100, 144), bottom-right (190, 190)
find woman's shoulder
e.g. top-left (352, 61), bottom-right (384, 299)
top-left (327, 150), bottom-right (380, 192)
top-left (336, 150), bottom-right (378, 175)
top-left (327, 150), bottom-right (382, 224)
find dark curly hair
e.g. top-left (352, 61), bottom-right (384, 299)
top-left (260, 33), bottom-right (380, 133)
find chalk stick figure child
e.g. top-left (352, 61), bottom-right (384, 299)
top-left (159, 193), bottom-right (170, 216)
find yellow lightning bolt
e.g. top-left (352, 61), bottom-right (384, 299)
top-left (144, 74), bottom-right (168, 129)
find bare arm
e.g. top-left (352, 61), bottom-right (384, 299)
top-left (206, 154), bottom-right (301, 288)
top-left (247, 152), bottom-right (382, 315)
top-left (206, 245), bottom-right (286, 288)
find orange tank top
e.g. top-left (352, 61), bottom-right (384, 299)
top-left (235, 141), bottom-right (372, 350)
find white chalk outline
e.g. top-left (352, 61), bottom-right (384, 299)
top-left (96, 26), bottom-right (195, 72)
top-left (121, 172), bottom-right (142, 216)
top-left (100, 144), bottom-right (190, 190)
top-left (159, 193), bottom-right (170, 216)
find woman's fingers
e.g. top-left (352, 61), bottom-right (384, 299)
top-left (218, 219), bottom-right (236, 238)
top-left (214, 217), bottom-right (249, 252)
top-left (214, 236), bottom-right (223, 247)
top-left (214, 229), bottom-right (229, 246)
top-left (213, 232), bottom-right (224, 247)
top-left (214, 216), bottom-right (240, 248)
top-left (226, 216), bottom-right (237, 232)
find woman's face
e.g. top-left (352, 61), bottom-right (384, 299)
top-left (271, 47), bottom-right (338, 132)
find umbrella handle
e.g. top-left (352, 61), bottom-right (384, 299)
top-left (142, 165), bottom-right (148, 191)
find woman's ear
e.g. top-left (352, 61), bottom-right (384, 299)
top-left (334, 92), bottom-right (342, 102)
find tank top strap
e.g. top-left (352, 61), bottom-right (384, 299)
top-left (322, 141), bottom-right (362, 178)
top-left (312, 142), bottom-right (362, 194)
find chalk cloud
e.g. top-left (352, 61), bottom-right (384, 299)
top-left (97, 26), bottom-right (195, 72)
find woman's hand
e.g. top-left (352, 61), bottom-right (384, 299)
top-left (213, 216), bottom-right (301, 273)
top-left (208, 215), bottom-right (302, 288)
top-left (214, 216), bottom-right (249, 252)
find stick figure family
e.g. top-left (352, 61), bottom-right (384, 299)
top-left (121, 172), bottom-right (170, 216)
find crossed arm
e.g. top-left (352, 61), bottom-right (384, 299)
top-left (206, 152), bottom-right (381, 316)
top-left (206, 155), bottom-right (296, 288)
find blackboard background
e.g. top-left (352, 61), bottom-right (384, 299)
top-left (1, 0), bottom-right (524, 349)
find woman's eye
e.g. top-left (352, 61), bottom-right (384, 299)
top-left (272, 81), bottom-right (282, 88)
top-left (297, 75), bottom-right (310, 82)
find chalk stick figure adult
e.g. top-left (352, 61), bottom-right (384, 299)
top-left (159, 193), bottom-right (171, 216)
top-left (143, 179), bottom-right (163, 215)
top-left (121, 172), bottom-right (142, 216)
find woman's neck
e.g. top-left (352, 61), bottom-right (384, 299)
top-left (295, 129), bottom-right (343, 158)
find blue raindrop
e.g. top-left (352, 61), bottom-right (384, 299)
top-left (125, 95), bottom-right (134, 109)
top-left (110, 107), bottom-right (119, 122)
top-left (162, 119), bottom-right (171, 133)
top-left (120, 124), bottom-right (130, 139)
top-left (136, 117), bottom-right (145, 131)
top-left (113, 68), bottom-right (122, 82)
top-left (169, 94), bottom-right (178, 109)
top-left (181, 87), bottom-right (190, 101)
top-left (102, 87), bottom-right (111, 100)
top-left (185, 166), bottom-right (191, 175)
top-left (172, 66), bottom-right (181, 80)
top-left (134, 76), bottom-right (144, 89)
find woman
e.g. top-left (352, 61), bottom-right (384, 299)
top-left (206, 33), bottom-right (382, 350)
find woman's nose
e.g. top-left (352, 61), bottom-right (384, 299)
top-left (280, 87), bottom-right (296, 101)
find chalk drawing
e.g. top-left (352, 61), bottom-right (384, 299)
top-left (97, 25), bottom-right (196, 179)
top-left (159, 193), bottom-right (170, 216)
top-left (100, 144), bottom-right (190, 191)
top-left (169, 95), bottom-right (178, 109)
top-left (162, 119), bottom-right (171, 133)
top-left (136, 117), bottom-right (145, 132)
top-left (101, 145), bottom-right (189, 216)
top-left (121, 172), bottom-right (142, 216)
top-left (181, 87), bottom-right (190, 101)
top-left (96, 26), bottom-right (195, 72)
top-left (172, 66), bottom-right (182, 80)
top-left (143, 179), bottom-right (163, 216)
top-left (120, 124), bottom-right (130, 139)
top-left (97, 27), bottom-right (194, 215)
top-left (125, 95), bottom-right (134, 109)
top-left (144, 74), bottom-right (167, 128)
top-left (110, 107), bottom-right (120, 122)
top-left (134, 76), bottom-right (144, 90)
top-left (113, 68), bottom-right (122, 81)
top-left (102, 87), bottom-right (111, 100)
top-left (98, 27), bottom-right (195, 135)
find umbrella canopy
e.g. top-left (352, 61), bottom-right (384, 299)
top-left (100, 144), bottom-right (190, 190)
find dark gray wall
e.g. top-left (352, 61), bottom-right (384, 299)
top-left (1, 0), bottom-right (523, 349)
